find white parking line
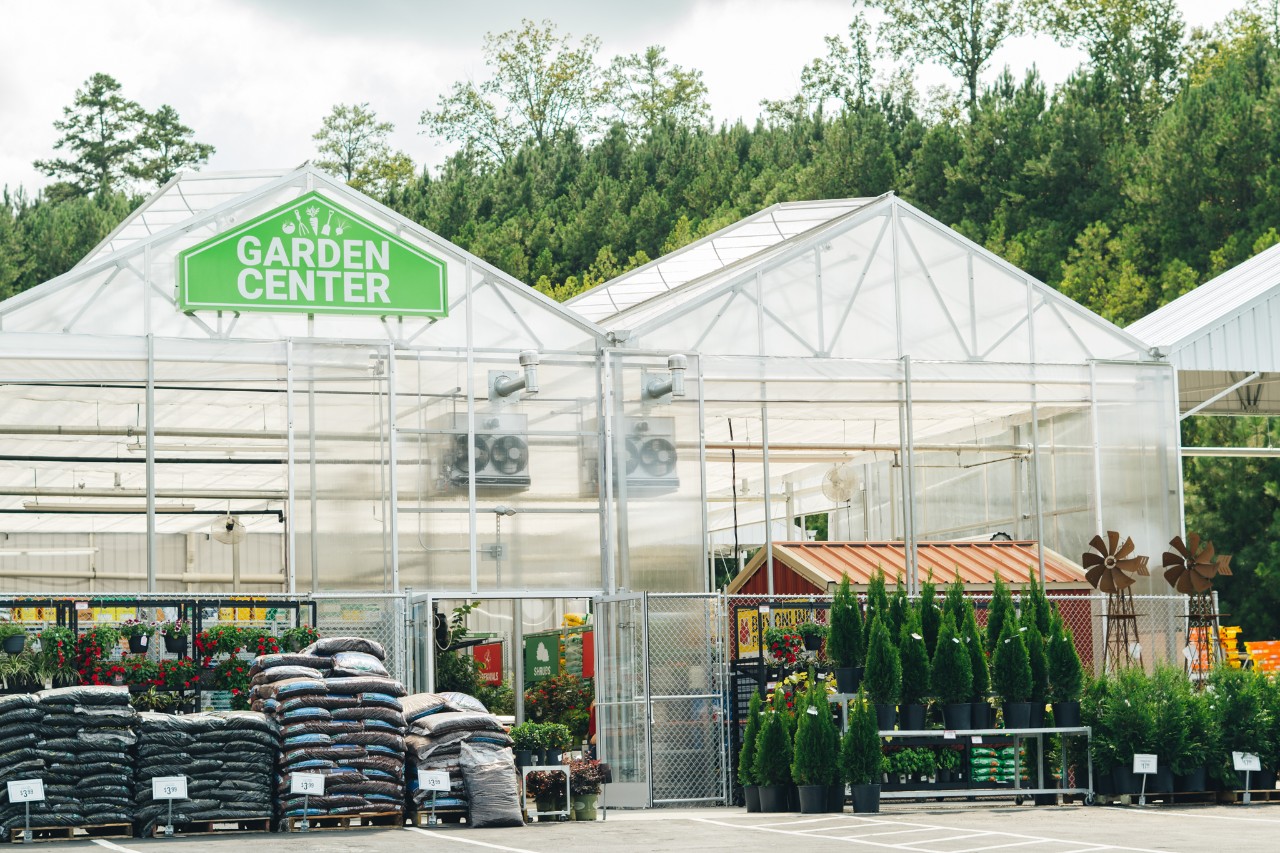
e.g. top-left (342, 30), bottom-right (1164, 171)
top-left (405, 825), bottom-right (542, 853)
top-left (91, 841), bottom-right (141, 853)
top-left (691, 814), bottom-right (1176, 853)
top-left (1106, 805), bottom-right (1280, 824)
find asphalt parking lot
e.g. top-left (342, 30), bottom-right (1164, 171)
top-left (51, 803), bottom-right (1280, 852)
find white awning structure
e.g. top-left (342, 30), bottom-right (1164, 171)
top-left (1128, 243), bottom-right (1280, 416)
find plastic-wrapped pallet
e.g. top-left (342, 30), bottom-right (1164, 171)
top-left (251, 638), bottom-right (408, 825)
top-left (134, 711), bottom-right (279, 834)
top-left (401, 692), bottom-right (516, 820)
top-left (0, 686), bottom-right (136, 839)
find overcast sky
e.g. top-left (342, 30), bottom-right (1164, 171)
top-left (0, 0), bottom-right (1237, 194)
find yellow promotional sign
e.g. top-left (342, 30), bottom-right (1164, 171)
top-left (735, 602), bottom-right (816, 658)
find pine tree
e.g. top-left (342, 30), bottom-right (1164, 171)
top-left (920, 573), bottom-right (941, 657)
top-left (985, 572), bottom-right (1013, 654)
top-left (944, 571), bottom-right (966, 623)
top-left (753, 708), bottom-right (792, 786)
top-left (1024, 575), bottom-right (1052, 634)
top-left (828, 573), bottom-right (865, 668)
top-left (898, 609), bottom-right (931, 705)
top-left (931, 611), bottom-right (972, 705)
top-left (888, 578), bottom-right (909, 639)
top-left (1025, 623), bottom-right (1048, 705)
top-left (1046, 612), bottom-right (1083, 703)
top-left (791, 680), bottom-right (836, 785)
top-left (963, 603), bottom-right (990, 701)
top-left (992, 622), bottom-right (1032, 703)
top-left (738, 690), bottom-right (763, 786)
top-left (839, 692), bottom-right (884, 785)
top-left (864, 615), bottom-right (902, 705)
top-left (864, 569), bottom-right (890, 649)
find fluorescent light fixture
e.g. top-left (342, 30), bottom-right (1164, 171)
top-left (0, 548), bottom-right (98, 557)
top-left (22, 501), bottom-right (196, 513)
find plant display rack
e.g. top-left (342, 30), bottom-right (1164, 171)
top-left (6, 823), bottom-right (132, 844)
top-left (150, 816), bottom-right (272, 837)
top-left (283, 811), bottom-right (401, 832)
top-left (521, 762), bottom-right (571, 822)
top-left (871, 725), bottom-right (1094, 802)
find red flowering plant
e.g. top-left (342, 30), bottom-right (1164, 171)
top-left (213, 657), bottom-right (252, 710)
top-left (247, 629), bottom-right (280, 657)
top-left (37, 627), bottom-right (78, 686)
top-left (89, 659), bottom-right (128, 686)
top-left (121, 655), bottom-right (160, 687)
top-left (523, 673), bottom-right (594, 741)
top-left (763, 627), bottom-right (804, 668)
top-left (75, 626), bottom-right (121, 683)
top-left (158, 658), bottom-right (200, 691)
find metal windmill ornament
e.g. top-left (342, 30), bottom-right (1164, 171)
top-left (1163, 533), bottom-right (1232, 673)
top-left (1083, 531), bottom-right (1149, 672)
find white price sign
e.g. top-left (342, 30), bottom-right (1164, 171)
top-left (291, 773), bottom-right (326, 796)
top-left (1233, 752), bottom-right (1262, 772)
top-left (418, 769), bottom-right (450, 792)
top-left (1132, 754), bottom-right (1157, 775)
top-left (943, 730), bottom-right (956, 740)
top-left (152, 776), bottom-right (188, 800)
top-left (6, 780), bottom-right (44, 803)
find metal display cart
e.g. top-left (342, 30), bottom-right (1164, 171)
top-left (520, 763), bottom-right (570, 822)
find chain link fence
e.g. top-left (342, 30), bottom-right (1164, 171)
top-left (313, 595), bottom-right (408, 685)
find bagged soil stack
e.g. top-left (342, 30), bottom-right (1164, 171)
top-left (459, 741), bottom-right (523, 828)
top-left (5, 686), bottom-right (137, 836)
top-left (134, 711), bottom-right (278, 834)
top-left (257, 638), bottom-right (407, 823)
top-left (401, 693), bottom-right (513, 820)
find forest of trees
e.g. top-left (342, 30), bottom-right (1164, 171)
top-left (1, 1), bottom-right (1280, 634)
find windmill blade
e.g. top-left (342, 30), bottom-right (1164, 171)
top-left (1161, 551), bottom-right (1184, 570)
top-left (1191, 561), bottom-right (1217, 581)
top-left (1117, 557), bottom-right (1147, 576)
top-left (1083, 551), bottom-right (1104, 568)
top-left (1216, 555), bottom-right (1233, 577)
top-left (1108, 569), bottom-right (1136, 591)
top-left (1086, 564), bottom-right (1106, 588)
top-left (1199, 541), bottom-right (1215, 564)
top-left (1190, 572), bottom-right (1212, 594)
top-left (1169, 536), bottom-right (1190, 560)
top-left (1175, 570), bottom-right (1197, 595)
top-left (1115, 537), bottom-right (1136, 560)
top-left (1163, 564), bottom-right (1186, 589)
top-left (1099, 570), bottom-right (1117, 595)
top-left (1107, 530), bottom-right (1120, 554)
top-left (1187, 532), bottom-right (1201, 557)
top-left (1089, 534), bottom-right (1106, 556)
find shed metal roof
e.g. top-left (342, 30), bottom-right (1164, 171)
top-left (725, 540), bottom-right (1089, 594)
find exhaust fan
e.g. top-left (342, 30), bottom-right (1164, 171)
top-left (442, 412), bottom-right (531, 490)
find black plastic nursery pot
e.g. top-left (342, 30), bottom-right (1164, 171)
top-left (515, 749), bottom-right (533, 768)
top-left (1174, 766), bottom-right (1206, 793)
top-left (1111, 765), bottom-right (1138, 795)
top-left (1002, 701), bottom-right (1032, 729)
top-left (128, 635), bottom-right (149, 654)
top-left (851, 783), bottom-right (880, 813)
top-left (835, 667), bottom-right (863, 695)
top-left (803, 635), bottom-right (823, 652)
top-left (826, 783), bottom-right (845, 812)
top-left (758, 785), bottom-right (787, 812)
top-left (1, 635), bottom-right (24, 655)
top-left (1029, 703), bottom-right (1045, 728)
top-left (744, 785), bottom-right (760, 812)
top-left (942, 703), bottom-right (972, 730)
top-left (900, 703), bottom-right (925, 731)
top-left (797, 784), bottom-right (827, 813)
top-left (164, 635), bottom-right (188, 655)
top-left (874, 703), bottom-right (897, 731)
top-left (1051, 700), bottom-right (1081, 727)
top-left (970, 701), bottom-right (993, 728)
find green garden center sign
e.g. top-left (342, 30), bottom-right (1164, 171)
top-left (177, 191), bottom-right (447, 317)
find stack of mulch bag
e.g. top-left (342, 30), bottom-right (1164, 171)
top-left (0, 686), bottom-right (136, 839)
top-left (133, 711), bottom-right (279, 834)
top-left (402, 692), bottom-right (523, 828)
top-left (248, 638), bottom-right (408, 825)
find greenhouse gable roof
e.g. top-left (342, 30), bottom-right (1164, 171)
top-left (0, 166), bottom-right (605, 352)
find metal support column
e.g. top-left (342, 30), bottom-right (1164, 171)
top-left (755, 270), bottom-right (774, 596)
top-left (1088, 363), bottom-right (1105, 536)
top-left (465, 261), bottom-right (478, 594)
top-left (900, 355), bottom-right (918, 595)
top-left (145, 334), bottom-right (156, 592)
top-left (286, 340), bottom-right (297, 594)
top-left (513, 598), bottom-right (525, 725)
top-left (387, 346), bottom-right (401, 593)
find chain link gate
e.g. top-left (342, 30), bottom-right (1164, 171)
top-left (594, 593), bottom-right (729, 808)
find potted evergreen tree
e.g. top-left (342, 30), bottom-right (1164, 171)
top-left (963, 604), bottom-right (992, 728)
top-left (828, 574), bottom-right (865, 694)
top-left (738, 691), bottom-right (763, 811)
top-left (1174, 686), bottom-right (1215, 792)
top-left (919, 573), bottom-right (940, 657)
top-left (932, 611), bottom-right (973, 730)
top-left (791, 679), bottom-right (837, 813)
top-left (1022, 618), bottom-right (1048, 727)
top-left (753, 706), bottom-right (792, 812)
top-left (510, 722), bottom-right (541, 768)
top-left (840, 691), bottom-right (883, 813)
top-left (863, 569), bottom-right (890, 650)
top-left (992, 623), bottom-right (1033, 729)
top-left (864, 615), bottom-right (901, 731)
top-left (1046, 613), bottom-right (1083, 726)
top-left (943, 572), bottom-right (966, 624)
top-left (898, 609), bottom-right (930, 731)
top-left (985, 573), bottom-right (1013, 654)
top-left (888, 579), bottom-right (909, 639)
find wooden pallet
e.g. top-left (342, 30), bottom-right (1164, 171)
top-left (151, 816), bottom-right (272, 837)
top-left (284, 811), bottom-right (402, 832)
top-left (1217, 789), bottom-right (1280, 805)
top-left (7, 823), bottom-right (132, 844)
top-left (411, 808), bottom-right (468, 826)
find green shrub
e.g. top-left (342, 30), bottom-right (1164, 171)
top-left (1108, 667), bottom-right (1158, 757)
top-left (753, 707), bottom-right (793, 786)
top-left (738, 691), bottom-right (763, 786)
top-left (863, 569), bottom-right (890, 649)
top-left (898, 609), bottom-right (931, 705)
top-left (1046, 613), bottom-right (1083, 702)
top-left (1208, 666), bottom-right (1276, 784)
top-left (863, 615), bottom-right (901, 705)
top-left (839, 692), bottom-right (883, 785)
top-left (1082, 673), bottom-right (1118, 772)
top-left (920, 574), bottom-right (940, 657)
top-left (944, 572), bottom-right (966, 624)
top-left (1178, 686), bottom-right (1218, 776)
top-left (827, 574), bottom-right (865, 669)
top-left (930, 611), bottom-right (972, 704)
top-left (1024, 624), bottom-right (1048, 704)
top-left (991, 623), bottom-right (1031, 703)
top-left (937, 747), bottom-right (961, 771)
top-left (1150, 666), bottom-right (1190, 774)
top-left (1024, 575), bottom-right (1052, 634)
top-left (509, 722), bottom-right (543, 751)
top-left (985, 573), bottom-right (1013, 655)
top-left (791, 681), bottom-right (837, 785)
top-left (888, 579), bottom-right (909, 639)
top-left (963, 604), bottom-right (989, 700)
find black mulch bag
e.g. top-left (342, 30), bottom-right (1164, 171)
top-left (0, 708), bottom-right (44, 727)
top-left (333, 731), bottom-right (404, 751)
top-left (37, 685), bottom-right (130, 706)
top-left (358, 693), bottom-right (404, 710)
top-left (439, 691), bottom-right (488, 714)
top-left (283, 721), bottom-right (351, 738)
top-left (328, 780), bottom-right (403, 799)
top-left (35, 737), bottom-right (85, 753)
top-left (280, 794), bottom-right (369, 811)
top-left (323, 676), bottom-right (407, 697)
top-left (412, 711), bottom-right (505, 737)
top-left (0, 734), bottom-right (38, 755)
top-left (279, 695), bottom-right (359, 713)
top-left (250, 653), bottom-right (334, 676)
top-left (250, 665), bottom-right (325, 686)
top-left (331, 706), bottom-right (406, 726)
top-left (330, 652), bottom-right (390, 678)
top-left (343, 756), bottom-right (404, 776)
top-left (282, 745), bottom-right (366, 764)
top-left (301, 636), bottom-right (387, 660)
top-left (459, 741), bottom-right (523, 828)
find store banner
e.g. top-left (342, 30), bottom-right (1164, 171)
top-left (582, 630), bottom-right (594, 679)
top-left (523, 634), bottom-right (559, 683)
top-left (735, 602), bottom-right (816, 658)
top-left (177, 191), bottom-right (447, 317)
top-left (473, 642), bottom-right (503, 686)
